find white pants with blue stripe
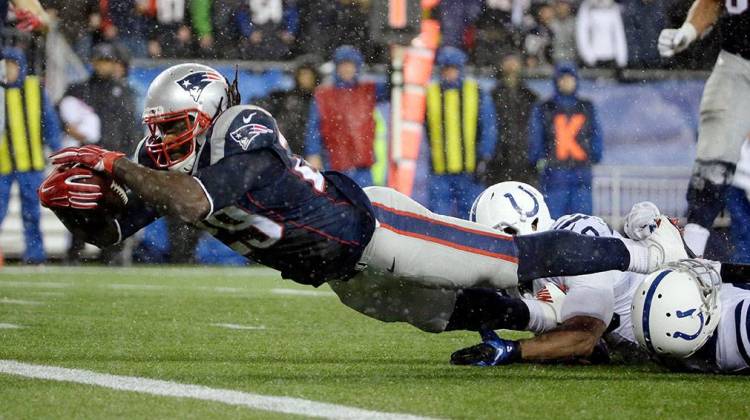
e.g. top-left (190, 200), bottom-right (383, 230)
top-left (329, 186), bottom-right (520, 333)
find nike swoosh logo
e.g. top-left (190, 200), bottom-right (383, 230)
top-left (387, 257), bottom-right (396, 273)
top-left (40, 186), bottom-right (55, 193)
top-left (242, 112), bottom-right (256, 124)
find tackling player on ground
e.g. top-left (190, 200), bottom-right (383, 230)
top-left (38, 64), bottom-right (686, 310)
top-left (658, 0), bottom-right (750, 256)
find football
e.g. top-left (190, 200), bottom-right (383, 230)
top-left (79, 168), bottom-right (129, 214)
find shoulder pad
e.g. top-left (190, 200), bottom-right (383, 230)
top-left (207, 105), bottom-right (284, 164)
top-left (552, 213), bottom-right (617, 238)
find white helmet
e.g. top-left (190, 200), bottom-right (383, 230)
top-left (142, 63), bottom-right (229, 173)
top-left (470, 182), bottom-right (553, 235)
top-left (631, 259), bottom-right (722, 358)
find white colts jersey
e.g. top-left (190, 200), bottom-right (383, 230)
top-left (534, 214), bottom-right (622, 328)
top-left (690, 284), bottom-right (750, 373)
top-left (535, 214), bottom-right (644, 347)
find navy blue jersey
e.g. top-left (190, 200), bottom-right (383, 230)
top-left (130, 105), bottom-right (376, 286)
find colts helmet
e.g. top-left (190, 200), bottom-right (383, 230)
top-left (631, 259), bottom-right (722, 358)
top-left (142, 63), bottom-right (229, 173)
top-left (470, 181), bottom-right (553, 235)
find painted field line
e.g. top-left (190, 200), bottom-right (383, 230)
top-left (212, 323), bottom-right (266, 331)
top-left (0, 297), bottom-right (43, 306)
top-left (0, 323), bottom-right (23, 329)
top-left (271, 288), bottom-right (336, 297)
top-left (0, 360), bottom-right (435, 420)
top-left (0, 266), bottom-right (280, 278)
top-left (0, 281), bottom-right (71, 289)
top-left (109, 284), bottom-right (168, 291)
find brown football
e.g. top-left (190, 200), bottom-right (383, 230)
top-left (72, 167), bottom-right (129, 214)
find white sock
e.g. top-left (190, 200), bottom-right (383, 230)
top-left (622, 238), bottom-right (650, 273)
top-left (683, 223), bottom-right (710, 256)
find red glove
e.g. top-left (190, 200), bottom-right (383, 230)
top-left (14, 9), bottom-right (43, 32)
top-left (38, 166), bottom-right (103, 210)
top-left (50, 145), bottom-right (125, 175)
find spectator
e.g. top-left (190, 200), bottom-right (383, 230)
top-left (550, 0), bottom-right (577, 63)
top-left (295, 0), bottom-right (338, 58)
top-left (255, 59), bottom-right (320, 155)
top-left (620, 0), bottom-right (667, 68)
top-left (305, 45), bottom-right (387, 187)
top-left (0, 47), bottom-right (61, 264)
top-left (529, 62), bottom-right (603, 218)
top-left (473, 0), bottom-right (523, 67)
top-left (425, 47), bottom-right (497, 217)
top-left (58, 43), bottom-right (140, 264)
top-left (486, 53), bottom-right (538, 187)
top-left (98, 0), bottom-right (148, 57)
top-left (236, 0), bottom-right (299, 61)
top-left (142, 0), bottom-right (195, 58)
top-left (523, 4), bottom-right (555, 68)
top-left (333, 1), bottom-right (379, 63)
top-left (576, 0), bottom-right (627, 68)
top-left (435, 0), bottom-right (482, 50)
top-left (45, 0), bottom-right (98, 58)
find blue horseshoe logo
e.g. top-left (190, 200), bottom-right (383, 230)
top-left (503, 185), bottom-right (540, 219)
top-left (672, 308), bottom-right (705, 341)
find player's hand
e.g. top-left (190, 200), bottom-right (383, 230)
top-left (38, 166), bottom-right (103, 210)
top-left (624, 201), bottom-right (661, 240)
top-left (14, 9), bottom-right (44, 32)
top-left (450, 329), bottom-right (521, 366)
top-left (50, 145), bottom-right (125, 175)
top-left (658, 24), bottom-right (697, 58)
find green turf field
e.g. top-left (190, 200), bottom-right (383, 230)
top-left (0, 266), bottom-right (748, 419)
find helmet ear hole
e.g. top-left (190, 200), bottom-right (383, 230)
top-left (503, 226), bottom-right (518, 235)
top-left (531, 218), bottom-right (539, 231)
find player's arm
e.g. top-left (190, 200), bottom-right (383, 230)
top-left (684, 0), bottom-right (723, 35)
top-left (658, 0), bottom-right (722, 57)
top-left (518, 316), bottom-right (607, 360)
top-left (112, 158), bottom-right (211, 223)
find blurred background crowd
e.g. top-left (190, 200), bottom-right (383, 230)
top-left (0, 0), bottom-right (741, 267)
top-left (44, 0), bottom-right (720, 69)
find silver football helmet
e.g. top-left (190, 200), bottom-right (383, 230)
top-left (470, 181), bottom-right (553, 235)
top-left (142, 63), bottom-right (229, 173)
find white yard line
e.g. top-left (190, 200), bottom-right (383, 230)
top-left (0, 297), bottom-right (43, 306)
top-left (0, 266), bottom-right (280, 278)
top-left (0, 281), bottom-right (71, 289)
top-left (0, 323), bottom-right (23, 329)
top-left (211, 323), bottom-right (266, 331)
top-left (271, 288), bottom-right (336, 297)
top-left (108, 284), bottom-right (169, 291)
top-left (0, 360), bottom-right (435, 420)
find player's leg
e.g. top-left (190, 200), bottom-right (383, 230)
top-left (17, 171), bottom-right (45, 263)
top-left (445, 288), bottom-right (532, 332)
top-left (363, 186), bottom-right (521, 290)
top-left (726, 185), bottom-right (750, 263)
top-left (329, 273), bottom-right (458, 333)
top-left (685, 51), bottom-right (750, 255)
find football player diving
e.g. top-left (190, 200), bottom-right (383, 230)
top-left (40, 64), bottom-right (686, 315)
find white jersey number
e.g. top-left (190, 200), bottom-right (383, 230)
top-left (727, 0), bottom-right (748, 14)
top-left (203, 206), bottom-right (283, 249)
top-left (292, 157), bottom-right (326, 193)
